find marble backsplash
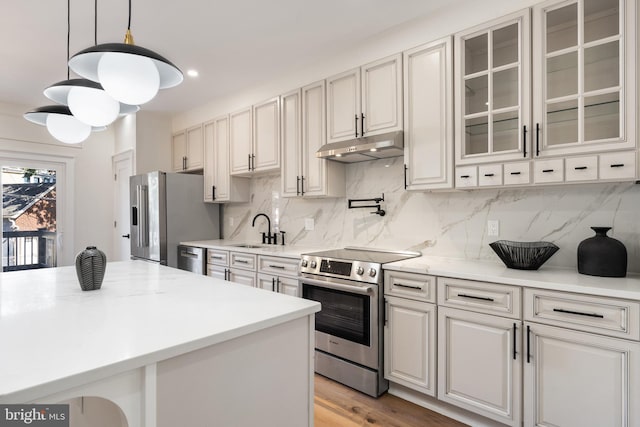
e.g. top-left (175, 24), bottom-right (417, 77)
top-left (223, 157), bottom-right (640, 272)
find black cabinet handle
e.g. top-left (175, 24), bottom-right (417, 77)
top-left (535, 123), bottom-right (540, 156)
top-left (611, 163), bottom-right (625, 168)
top-left (212, 185), bottom-right (216, 201)
top-left (296, 176), bottom-right (300, 196)
top-left (355, 115), bottom-right (359, 138)
top-left (183, 156), bottom-right (187, 170)
top-left (235, 259), bottom-right (249, 264)
top-left (122, 234), bottom-right (130, 239)
top-left (542, 169), bottom-right (554, 173)
top-left (513, 323), bottom-right (517, 360)
top-left (276, 277), bottom-right (281, 293)
top-left (484, 173), bottom-right (495, 177)
top-left (457, 293), bottom-right (494, 302)
top-left (404, 165), bottom-right (408, 189)
top-left (384, 298), bottom-right (388, 327)
top-left (526, 325), bottom-right (531, 363)
top-left (272, 277), bottom-right (276, 291)
top-left (523, 125), bottom-right (527, 157)
top-left (301, 176), bottom-right (305, 196)
top-left (251, 154), bottom-right (256, 171)
top-left (510, 171), bottom-right (521, 175)
top-left (361, 113), bottom-right (366, 136)
top-left (394, 282), bottom-right (423, 290)
top-left (460, 175), bottom-right (470, 179)
top-left (248, 154), bottom-right (251, 171)
top-left (552, 308), bottom-right (604, 318)
top-left (268, 264), bottom-right (286, 270)
top-left (574, 166), bottom-right (587, 170)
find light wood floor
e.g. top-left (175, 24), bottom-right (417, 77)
top-left (314, 374), bottom-right (468, 427)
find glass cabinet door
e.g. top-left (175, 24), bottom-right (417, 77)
top-left (535, 0), bottom-right (633, 155)
top-left (455, 10), bottom-right (530, 164)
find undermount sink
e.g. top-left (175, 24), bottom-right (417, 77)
top-left (228, 243), bottom-right (265, 248)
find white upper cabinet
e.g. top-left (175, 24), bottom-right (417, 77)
top-left (532, 0), bottom-right (636, 158)
top-left (253, 97), bottom-right (281, 172)
top-left (203, 115), bottom-right (249, 203)
top-left (230, 97), bottom-right (281, 176)
top-left (326, 54), bottom-right (402, 144)
top-left (455, 10), bottom-right (531, 165)
top-left (172, 125), bottom-right (204, 172)
top-left (404, 37), bottom-right (454, 190)
top-left (281, 83), bottom-right (345, 198)
top-left (229, 107), bottom-right (253, 175)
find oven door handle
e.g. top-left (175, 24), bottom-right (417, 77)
top-left (299, 276), bottom-right (374, 295)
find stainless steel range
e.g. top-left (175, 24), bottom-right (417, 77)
top-left (299, 247), bottom-right (420, 397)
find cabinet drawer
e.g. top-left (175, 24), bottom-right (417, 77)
top-left (258, 255), bottom-right (299, 277)
top-left (437, 277), bottom-right (521, 319)
top-left (384, 270), bottom-right (436, 303)
top-left (207, 249), bottom-right (229, 266)
top-left (503, 161), bottom-right (530, 185)
top-left (207, 264), bottom-right (226, 280)
top-left (565, 155), bottom-right (598, 182)
top-left (524, 288), bottom-right (640, 340)
top-left (478, 164), bottom-right (503, 187)
top-left (599, 151), bottom-right (636, 181)
top-left (455, 166), bottom-right (478, 188)
top-left (533, 158), bottom-right (564, 184)
top-left (230, 252), bottom-right (257, 270)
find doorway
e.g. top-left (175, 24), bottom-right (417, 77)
top-left (0, 152), bottom-right (72, 270)
top-left (112, 150), bottom-right (134, 261)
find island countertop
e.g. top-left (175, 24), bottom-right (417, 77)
top-left (0, 260), bottom-right (320, 403)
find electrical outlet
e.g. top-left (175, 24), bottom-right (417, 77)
top-left (305, 218), bottom-right (315, 231)
top-left (487, 220), bottom-right (499, 237)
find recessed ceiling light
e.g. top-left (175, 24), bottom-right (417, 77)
top-left (187, 69), bottom-right (199, 78)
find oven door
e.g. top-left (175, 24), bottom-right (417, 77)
top-left (299, 274), bottom-right (379, 370)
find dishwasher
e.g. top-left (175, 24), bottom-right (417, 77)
top-left (177, 245), bottom-right (206, 274)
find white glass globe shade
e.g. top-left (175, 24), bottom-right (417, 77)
top-left (97, 52), bottom-right (160, 105)
top-left (46, 113), bottom-right (91, 144)
top-left (68, 86), bottom-right (120, 127)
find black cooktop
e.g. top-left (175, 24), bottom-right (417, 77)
top-left (303, 247), bottom-right (420, 265)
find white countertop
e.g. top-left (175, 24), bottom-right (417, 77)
top-left (385, 255), bottom-right (640, 301)
top-left (0, 261), bottom-right (320, 402)
top-left (180, 239), bottom-right (326, 258)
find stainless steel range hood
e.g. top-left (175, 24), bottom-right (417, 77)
top-left (316, 131), bottom-right (404, 163)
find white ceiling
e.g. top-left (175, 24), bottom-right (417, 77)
top-left (0, 0), bottom-right (466, 116)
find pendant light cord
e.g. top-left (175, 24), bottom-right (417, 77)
top-left (66, 0), bottom-right (70, 80)
top-left (127, 0), bottom-right (131, 30)
top-left (94, 0), bottom-right (97, 45)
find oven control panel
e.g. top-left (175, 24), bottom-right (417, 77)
top-left (300, 255), bottom-right (382, 285)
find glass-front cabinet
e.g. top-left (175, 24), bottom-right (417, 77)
top-left (532, 0), bottom-right (636, 157)
top-left (455, 10), bottom-right (531, 165)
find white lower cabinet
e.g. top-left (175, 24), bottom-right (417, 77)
top-left (384, 295), bottom-right (436, 396)
top-left (257, 255), bottom-right (300, 296)
top-left (523, 322), bottom-right (640, 427)
top-left (228, 268), bottom-right (256, 287)
top-left (437, 306), bottom-right (522, 426)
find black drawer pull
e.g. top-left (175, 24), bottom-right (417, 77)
top-left (574, 166), bottom-right (587, 170)
top-left (510, 171), bottom-right (521, 175)
top-left (212, 255), bottom-right (224, 260)
top-left (513, 323), bottom-right (517, 360)
top-left (553, 308), bottom-right (604, 318)
top-left (394, 282), bottom-right (423, 290)
top-left (460, 175), bottom-right (470, 179)
top-left (484, 173), bottom-right (495, 177)
top-left (235, 259), bottom-right (250, 264)
top-left (526, 325), bottom-right (531, 364)
top-left (268, 264), bottom-right (286, 269)
top-left (611, 163), bottom-right (625, 168)
top-left (457, 293), bottom-right (494, 302)
top-left (542, 169), bottom-right (554, 173)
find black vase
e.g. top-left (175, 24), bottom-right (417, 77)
top-left (75, 246), bottom-right (107, 291)
top-left (577, 227), bottom-right (627, 277)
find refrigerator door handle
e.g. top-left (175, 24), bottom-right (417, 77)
top-left (136, 185), bottom-right (149, 248)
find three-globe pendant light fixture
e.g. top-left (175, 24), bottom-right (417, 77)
top-left (24, 0), bottom-right (182, 144)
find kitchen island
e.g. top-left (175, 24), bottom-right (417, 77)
top-left (0, 260), bottom-right (320, 427)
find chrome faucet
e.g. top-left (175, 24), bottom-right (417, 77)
top-left (252, 213), bottom-right (277, 245)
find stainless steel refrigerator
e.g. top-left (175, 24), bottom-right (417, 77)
top-left (129, 171), bottom-right (221, 268)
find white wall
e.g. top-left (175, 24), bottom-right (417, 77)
top-left (135, 111), bottom-right (172, 174)
top-left (171, 0), bottom-right (640, 273)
